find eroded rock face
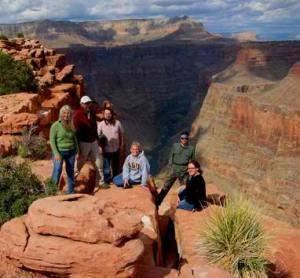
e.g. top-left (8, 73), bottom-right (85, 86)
top-left (95, 186), bottom-right (161, 267)
top-left (0, 38), bottom-right (84, 156)
top-left (0, 194), bottom-right (144, 277)
top-left (192, 50), bottom-right (300, 226)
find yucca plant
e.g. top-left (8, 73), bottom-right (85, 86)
top-left (199, 197), bottom-right (269, 278)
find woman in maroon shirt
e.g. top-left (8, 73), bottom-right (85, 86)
top-left (177, 160), bottom-right (206, 211)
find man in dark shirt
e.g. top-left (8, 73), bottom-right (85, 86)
top-left (156, 131), bottom-right (195, 206)
top-left (73, 96), bottom-right (107, 188)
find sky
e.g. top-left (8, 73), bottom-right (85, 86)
top-left (0, 0), bottom-right (299, 40)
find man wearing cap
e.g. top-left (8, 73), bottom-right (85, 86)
top-left (156, 131), bottom-right (195, 206)
top-left (73, 96), bottom-right (107, 189)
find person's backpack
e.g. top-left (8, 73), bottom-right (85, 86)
top-left (97, 133), bottom-right (108, 148)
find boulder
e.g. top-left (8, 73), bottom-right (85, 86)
top-left (45, 54), bottom-right (66, 69)
top-left (0, 135), bottom-right (20, 157)
top-left (0, 113), bottom-right (39, 134)
top-left (59, 162), bottom-right (96, 194)
top-left (0, 195), bottom-right (145, 277)
top-left (95, 186), bottom-right (162, 266)
top-left (38, 72), bottom-right (55, 86)
top-left (50, 83), bottom-right (77, 94)
top-left (56, 64), bottom-right (75, 82)
top-left (263, 216), bottom-right (300, 277)
top-left (0, 93), bottom-right (40, 118)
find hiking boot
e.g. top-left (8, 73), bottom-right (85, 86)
top-left (99, 182), bottom-right (110, 189)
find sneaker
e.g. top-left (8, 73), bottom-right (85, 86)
top-left (99, 182), bottom-right (110, 189)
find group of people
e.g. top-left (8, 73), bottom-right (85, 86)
top-left (50, 95), bottom-right (206, 211)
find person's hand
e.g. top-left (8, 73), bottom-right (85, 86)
top-left (54, 155), bottom-right (61, 161)
top-left (123, 179), bottom-right (129, 188)
top-left (141, 184), bottom-right (149, 191)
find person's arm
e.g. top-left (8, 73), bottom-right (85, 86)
top-left (118, 121), bottom-right (125, 150)
top-left (73, 131), bottom-right (79, 154)
top-left (168, 144), bottom-right (175, 166)
top-left (49, 122), bottom-right (60, 159)
top-left (97, 121), bottom-right (102, 136)
top-left (122, 156), bottom-right (130, 181)
top-left (73, 111), bottom-right (80, 131)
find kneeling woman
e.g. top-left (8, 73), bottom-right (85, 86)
top-left (177, 160), bottom-right (206, 211)
top-left (50, 105), bottom-right (78, 194)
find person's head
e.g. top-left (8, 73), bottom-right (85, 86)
top-left (59, 105), bottom-right (73, 126)
top-left (102, 100), bottom-right (113, 110)
top-left (180, 131), bottom-right (189, 146)
top-left (80, 96), bottom-right (93, 111)
top-left (187, 160), bottom-right (202, 176)
top-left (103, 108), bottom-right (116, 124)
top-left (130, 141), bottom-right (141, 157)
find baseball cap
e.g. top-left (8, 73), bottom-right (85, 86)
top-left (180, 131), bottom-right (189, 139)
top-left (80, 96), bottom-right (92, 104)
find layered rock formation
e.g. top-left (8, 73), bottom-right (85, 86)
top-left (191, 47), bottom-right (300, 226)
top-left (0, 38), bottom-right (84, 156)
top-left (0, 187), bottom-right (180, 277)
top-left (0, 194), bottom-right (144, 277)
top-left (0, 16), bottom-right (227, 48)
top-left (61, 43), bottom-right (237, 172)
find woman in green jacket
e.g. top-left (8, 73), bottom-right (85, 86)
top-left (50, 105), bottom-right (78, 194)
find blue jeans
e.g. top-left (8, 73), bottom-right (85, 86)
top-left (177, 188), bottom-right (195, 211)
top-left (52, 149), bottom-right (76, 194)
top-left (113, 174), bottom-right (140, 188)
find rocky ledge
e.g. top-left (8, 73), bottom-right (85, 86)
top-left (0, 38), bottom-right (84, 156)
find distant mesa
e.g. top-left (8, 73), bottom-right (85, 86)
top-left (0, 16), bottom-right (231, 48)
top-left (232, 31), bottom-right (258, 42)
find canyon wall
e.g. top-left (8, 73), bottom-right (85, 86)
top-left (60, 44), bottom-right (237, 171)
top-left (191, 44), bottom-right (300, 226)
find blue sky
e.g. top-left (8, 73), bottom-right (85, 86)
top-left (0, 0), bottom-right (299, 40)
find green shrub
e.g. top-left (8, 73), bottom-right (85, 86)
top-left (199, 198), bottom-right (269, 277)
top-left (16, 32), bottom-right (24, 38)
top-left (15, 126), bottom-right (48, 160)
top-left (0, 159), bottom-right (44, 225)
top-left (0, 34), bottom-right (8, 40)
top-left (44, 178), bottom-right (58, 196)
top-left (0, 51), bottom-right (36, 95)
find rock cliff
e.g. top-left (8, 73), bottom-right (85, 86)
top-left (0, 38), bottom-right (84, 156)
top-left (0, 16), bottom-right (227, 48)
top-left (191, 46), bottom-right (300, 226)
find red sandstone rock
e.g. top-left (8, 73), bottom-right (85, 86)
top-left (0, 93), bottom-right (40, 119)
top-left (262, 216), bottom-right (300, 277)
top-left (50, 83), bottom-right (76, 94)
top-left (27, 194), bottom-right (142, 245)
top-left (95, 186), bottom-right (162, 266)
top-left (0, 135), bottom-right (20, 157)
top-left (56, 64), bottom-right (75, 82)
top-left (30, 159), bottom-right (53, 182)
top-left (39, 72), bottom-right (55, 86)
top-left (0, 113), bottom-right (39, 134)
top-left (45, 54), bottom-right (66, 69)
top-left (59, 162), bottom-right (96, 194)
top-left (0, 195), bottom-right (144, 277)
top-left (288, 62), bottom-right (300, 77)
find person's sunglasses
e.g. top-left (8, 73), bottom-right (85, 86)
top-left (180, 137), bottom-right (189, 140)
top-left (187, 167), bottom-right (196, 169)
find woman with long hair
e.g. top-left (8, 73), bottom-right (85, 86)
top-left (177, 160), bottom-right (206, 211)
top-left (50, 105), bottom-right (79, 194)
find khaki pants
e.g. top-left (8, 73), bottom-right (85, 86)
top-left (76, 140), bottom-right (104, 185)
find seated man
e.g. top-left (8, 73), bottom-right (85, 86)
top-left (113, 141), bottom-right (150, 188)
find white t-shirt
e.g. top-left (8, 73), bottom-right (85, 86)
top-left (97, 120), bottom-right (124, 153)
